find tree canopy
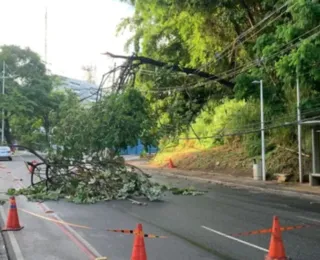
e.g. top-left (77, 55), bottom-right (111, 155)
top-left (115, 0), bottom-right (320, 149)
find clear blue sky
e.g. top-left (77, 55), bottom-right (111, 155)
top-left (0, 0), bottom-right (134, 82)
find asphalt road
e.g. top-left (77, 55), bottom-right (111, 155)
top-left (1, 155), bottom-right (320, 259)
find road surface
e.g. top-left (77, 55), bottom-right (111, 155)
top-left (0, 154), bottom-right (320, 259)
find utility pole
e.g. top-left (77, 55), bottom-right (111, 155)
top-left (297, 75), bottom-right (303, 183)
top-left (259, 79), bottom-right (266, 181)
top-left (253, 80), bottom-right (266, 181)
top-left (1, 61), bottom-right (5, 144)
top-left (44, 7), bottom-right (48, 64)
top-left (112, 62), bottom-right (116, 85)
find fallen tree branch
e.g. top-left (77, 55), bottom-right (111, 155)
top-left (103, 52), bottom-right (235, 89)
top-left (13, 145), bottom-right (47, 163)
top-left (8, 149), bottom-right (163, 203)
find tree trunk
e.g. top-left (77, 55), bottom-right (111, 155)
top-left (43, 115), bottom-right (50, 145)
top-left (230, 18), bottom-right (242, 37)
top-left (4, 111), bottom-right (12, 145)
top-left (239, 0), bottom-right (255, 27)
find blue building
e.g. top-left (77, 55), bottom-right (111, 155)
top-left (120, 139), bottom-right (158, 155)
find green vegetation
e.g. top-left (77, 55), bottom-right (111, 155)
top-left (7, 162), bottom-right (163, 203)
top-left (0, 45), bottom-right (60, 149)
top-left (1, 45), bottom-right (162, 202)
top-left (116, 0), bottom-right (320, 179)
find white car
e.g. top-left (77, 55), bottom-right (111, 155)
top-left (0, 146), bottom-right (12, 161)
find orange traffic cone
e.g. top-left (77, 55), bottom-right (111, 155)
top-left (2, 196), bottom-right (23, 231)
top-left (168, 159), bottom-right (175, 169)
top-left (265, 216), bottom-right (287, 260)
top-left (131, 223), bottom-right (147, 260)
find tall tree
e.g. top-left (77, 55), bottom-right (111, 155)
top-left (0, 45), bottom-right (54, 147)
top-left (117, 0), bottom-right (320, 143)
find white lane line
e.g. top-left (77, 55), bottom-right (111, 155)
top-left (0, 206), bottom-right (25, 260)
top-left (297, 216), bottom-right (320, 223)
top-left (201, 225), bottom-right (268, 253)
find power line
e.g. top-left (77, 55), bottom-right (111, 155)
top-left (209, 24), bottom-right (320, 82)
top-left (149, 24), bottom-right (320, 94)
top-left (136, 22), bottom-right (320, 96)
top-left (194, 0), bottom-right (295, 73)
top-left (233, 1), bottom-right (298, 51)
top-left (154, 94), bottom-right (320, 139)
top-left (177, 115), bottom-right (320, 141)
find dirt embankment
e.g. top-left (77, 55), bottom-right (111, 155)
top-left (147, 145), bottom-right (312, 181)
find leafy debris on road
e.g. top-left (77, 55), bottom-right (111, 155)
top-left (169, 187), bottom-right (206, 196)
top-left (128, 198), bottom-right (148, 206)
top-left (7, 153), bottom-right (163, 203)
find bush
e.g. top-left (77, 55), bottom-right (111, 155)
top-left (243, 134), bottom-right (261, 157)
top-left (188, 99), bottom-right (247, 148)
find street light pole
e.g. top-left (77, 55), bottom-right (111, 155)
top-left (253, 80), bottom-right (266, 181)
top-left (260, 80), bottom-right (266, 181)
top-left (1, 61), bottom-right (5, 145)
top-left (296, 76), bottom-right (303, 183)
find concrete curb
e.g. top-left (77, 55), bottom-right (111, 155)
top-left (146, 169), bottom-right (320, 202)
top-left (0, 206), bottom-right (9, 260)
top-left (0, 232), bottom-right (8, 260)
top-left (0, 206), bottom-right (20, 260)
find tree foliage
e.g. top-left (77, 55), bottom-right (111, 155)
top-left (117, 0), bottom-right (320, 176)
top-left (51, 88), bottom-right (155, 160)
top-left (119, 2), bottom-right (319, 125)
top-left (0, 45), bottom-right (56, 147)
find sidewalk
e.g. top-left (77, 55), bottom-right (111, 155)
top-left (128, 159), bottom-right (320, 201)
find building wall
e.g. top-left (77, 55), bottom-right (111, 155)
top-left (57, 75), bottom-right (98, 102)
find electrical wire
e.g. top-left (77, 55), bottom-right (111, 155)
top-left (154, 90), bottom-right (320, 140)
top-left (177, 115), bottom-right (320, 141)
top-left (194, 0), bottom-right (295, 73)
top-left (147, 24), bottom-right (320, 94)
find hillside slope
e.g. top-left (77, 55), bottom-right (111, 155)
top-left (151, 145), bottom-right (311, 181)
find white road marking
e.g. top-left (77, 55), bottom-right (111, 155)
top-left (0, 206), bottom-right (25, 260)
top-left (201, 225), bottom-right (268, 253)
top-left (297, 216), bottom-right (320, 223)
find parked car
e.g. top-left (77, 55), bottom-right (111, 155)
top-left (0, 146), bottom-right (13, 161)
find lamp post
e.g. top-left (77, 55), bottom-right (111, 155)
top-left (252, 80), bottom-right (266, 181)
top-left (296, 73), bottom-right (302, 183)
